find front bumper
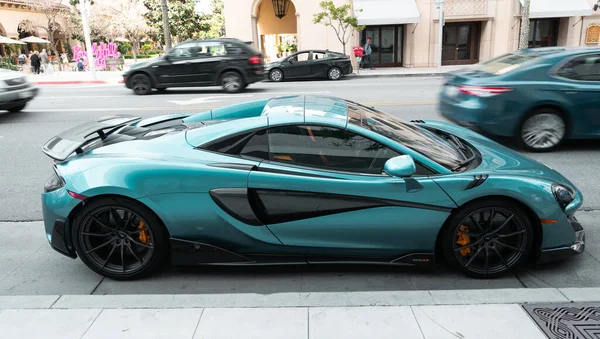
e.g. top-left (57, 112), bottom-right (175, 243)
top-left (537, 215), bottom-right (585, 264)
top-left (0, 85), bottom-right (38, 109)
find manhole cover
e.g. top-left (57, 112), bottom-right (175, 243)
top-left (522, 303), bottom-right (600, 339)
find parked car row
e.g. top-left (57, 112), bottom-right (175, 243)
top-left (122, 38), bottom-right (353, 95)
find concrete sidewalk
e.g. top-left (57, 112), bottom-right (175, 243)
top-left (1, 288), bottom-right (600, 338)
top-left (349, 65), bottom-right (473, 78)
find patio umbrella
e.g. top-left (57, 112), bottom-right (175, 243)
top-left (0, 36), bottom-right (26, 44)
top-left (19, 36), bottom-right (51, 44)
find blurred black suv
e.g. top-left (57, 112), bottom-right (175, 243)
top-left (123, 38), bottom-right (266, 95)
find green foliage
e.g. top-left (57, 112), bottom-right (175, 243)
top-left (0, 56), bottom-right (17, 65)
top-left (312, 0), bottom-right (365, 55)
top-left (143, 0), bottom-right (210, 44)
top-left (196, 0), bottom-right (225, 39)
top-left (123, 53), bottom-right (156, 59)
top-left (118, 42), bottom-right (133, 54)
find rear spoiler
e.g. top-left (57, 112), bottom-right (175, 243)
top-left (42, 115), bottom-right (142, 162)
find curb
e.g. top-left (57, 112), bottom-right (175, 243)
top-left (1, 287), bottom-right (599, 310)
top-left (348, 72), bottom-right (444, 78)
top-left (32, 79), bottom-right (124, 85)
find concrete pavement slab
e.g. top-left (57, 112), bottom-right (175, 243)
top-left (0, 222), bottom-right (45, 281)
top-left (83, 308), bottom-right (204, 339)
top-left (412, 304), bottom-right (547, 339)
top-left (309, 306), bottom-right (424, 339)
top-left (0, 308), bottom-right (101, 339)
top-left (194, 307), bottom-right (308, 339)
top-left (0, 295), bottom-right (59, 309)
top-left (558, 287), bottom-right (600, 302)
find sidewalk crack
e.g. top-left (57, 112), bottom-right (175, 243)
top-left (0, 243), bottom-right (44, 284)
top-left (79, 309), bottom-right (103, 339)
top-left (410, 307), bottom-right (426, 339)
top-left (90, 277), bottom-right (105, 295)
top-left (191, 308), bottom-right (205, 339)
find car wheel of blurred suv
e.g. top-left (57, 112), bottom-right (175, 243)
top-left (129, 73), bottom-right (152, 96)
top-left (221, 71), bottom-right (245, 93)
top-left (519, 108), bottom-right (566, 152)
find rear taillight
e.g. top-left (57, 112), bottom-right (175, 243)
top-left (44, 171), bottom-right (64, 193)
top-left (458, 85), bottom-right (513, 97)
top-left (249, 55), bottom-right (262, 65)
top-left (67, 190), bottom-right (88, 200)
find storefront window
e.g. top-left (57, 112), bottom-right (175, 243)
top-left (361, 25), bottom-right (404, 67)
top-left (528, 19), bottom-right (559, 48)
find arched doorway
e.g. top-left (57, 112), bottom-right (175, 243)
top-left (251, 0), bottom-right (298, 63)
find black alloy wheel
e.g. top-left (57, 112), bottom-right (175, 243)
top-left (130, 73), bottom-right (152, 95)
top-left (442, 199), bottom-right (533, 279)
top-left (72, 197), bottom-right (167, 280)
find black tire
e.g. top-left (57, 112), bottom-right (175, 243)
top-left (221, 71), bottom-right (245, 93)
top-left (129, 73), bottom-right (152, 95)
top-left (328, 67), bottom-right (342, 80)
top-left (269, 69), bottom-right (284, 82)
top-left (518, 108), bottom-right (566, 152)
top-left (157, 88), bottom-right (167, 93)
top-left (7, 104), bottom-right (26, 113)
top-left (441, 198), bottom-right (534, 279)
top-left (71, 196), bottom-right (168, 280)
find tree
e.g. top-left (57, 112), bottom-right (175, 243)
top-left (160, 0), bottom-right (172, 49)
top-left (106, 0), bottom-right (149, 61)
top-left (197, 0), bottom-right (225, 39)
top-left (143, 0), bottom-right (208, 46)
top-left (312, 0), bottom-right (364, 55)
top-left (518, 0), bottom-right (531, 50)
top-left (22, 0), bottom-right (71, 70)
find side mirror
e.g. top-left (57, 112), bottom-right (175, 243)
top-left (383, 155), bottom-right (416, 178)
top-left (288, 58), bottom-right (294, 64)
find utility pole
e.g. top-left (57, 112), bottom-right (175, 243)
top-left (436, 0), bottom-right (445, 71)
top-left (518, 0), bottom-right (531, 50)
top-left (160, 0), bottom-right (172, 50)
top-left (79, 0), bottom-right (96, 79)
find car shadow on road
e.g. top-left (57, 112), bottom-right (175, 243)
top-left (141, 87), bottom-right (271, 96)
top-left (0, 110), bottom-right (35, 123)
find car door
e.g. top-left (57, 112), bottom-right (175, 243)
top-left (189, 41), bottom-right (228, 85)
top-left (284, 51), bottom-right (311, 79)
top-left (553, 53), bottom-right (600, 137)
top-left (155, 42), bottom-right (199, 86)
top-left (246, 123), bottom-right (457, 262)
top-left (307, 51), bottom-right (330, 78)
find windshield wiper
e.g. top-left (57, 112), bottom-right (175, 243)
top-left (451, 153), bottom-right (477, 171)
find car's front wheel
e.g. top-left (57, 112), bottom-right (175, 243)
top-left (269, 69), bottom-right (284, 82)
top-left (129, 73), bottom-right (152, 95)
top-left (441, 199), bottom-right (534, 279)
top-left (328, 67), bottom-right (342, 80)
top-left (519, 109), bottom-right (566, 152)
top-left (71, 196), bottom-right (168, 280)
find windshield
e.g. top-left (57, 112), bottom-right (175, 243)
top-left (473, 53), bottom-right (539, 75)
top-left (346, 102), bottom-right (465, 170)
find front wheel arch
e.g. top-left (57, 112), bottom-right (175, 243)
top-left (127, 71), bottom-right (157, 88)
top-left (434, 195), bottom-right (542, 265)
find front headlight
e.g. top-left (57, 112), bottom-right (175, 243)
top-left (552, 183), bottom-right (575, 209)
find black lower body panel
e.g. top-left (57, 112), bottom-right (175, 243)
top-left (51, 219), bottom-right (77, 259)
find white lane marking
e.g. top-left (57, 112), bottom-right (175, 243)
top-left (169, 95), bottom-right (254, 106)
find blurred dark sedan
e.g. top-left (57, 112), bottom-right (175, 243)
top-left (265, 50), bottom-right (353, 82)
top-left (439, 47), bottom-right (600, 152)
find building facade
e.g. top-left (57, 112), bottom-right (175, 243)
top-left (223, 0), bottom-right (600, 67)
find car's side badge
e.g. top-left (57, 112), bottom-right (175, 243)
top-left (405, 178), bottom-right (423, 193)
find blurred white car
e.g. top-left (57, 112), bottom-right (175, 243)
top-left (0, 69), bottom-right (38, 112)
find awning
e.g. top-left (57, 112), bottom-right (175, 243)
top-left (520, 0), bottom-right (593, 19)
top-left (353, 0), bottom-right (420, 26)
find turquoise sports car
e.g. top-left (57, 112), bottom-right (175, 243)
top-left (41, 95), bottom-right (585, 280)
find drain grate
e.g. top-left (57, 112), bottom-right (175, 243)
top-left (522, 303), bottom-right (600, 339)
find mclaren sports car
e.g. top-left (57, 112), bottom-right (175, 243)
top-left (41, 95), bottom-right (586, 280)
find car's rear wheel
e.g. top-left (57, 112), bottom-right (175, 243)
top-left (328, 67), bottom-right (342, 80)
top-left (71, 196), bottom-right (168, 280)
top-left (7, 104), bottom-right (26, 112)
top-left (221, 71), bottom-right (245, 93)
top-left (130, 73), bottom-right (152, 95)
top-left (441, 199), bottom-right (533, 279)
top-left (519, 109), bottom-right (566, 152)
top-left (269, 69), bottom-right (284, 82)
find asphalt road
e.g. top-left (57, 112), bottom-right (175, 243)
top-left (0, 77), bottom-right (599, 295)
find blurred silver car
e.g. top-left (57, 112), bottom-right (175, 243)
top-left (0, 69), bottom-right (38, 112)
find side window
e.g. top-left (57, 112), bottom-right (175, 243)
top-left (197, 42), bottom-right (227, 58)
top-left (556, 54), bottom-right (600, 81)
top-left (167, 43), bottom-right (198, 59)
top-left (202, 130), bottom-right (269, 161)
top-left (312, 52), bottom-right (327, 60)
top-left (290, 52), bottom-right (310, 62)
top-left (267, 125), bottom-right (400, 175)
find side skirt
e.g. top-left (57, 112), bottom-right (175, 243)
top-left (169, 238), bottom-right (435, 268)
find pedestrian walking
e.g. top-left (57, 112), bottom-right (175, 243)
top-left (17, 51), bottom-right (26, 72)
top-left (30, 51), bottom-right (41, 74)
top-left (361, 38), bottom-right (374, 70)
top-left (39, 49), bottom-right (49, 74)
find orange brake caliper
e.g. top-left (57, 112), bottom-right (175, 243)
top-left (456, 225), bottom-right (471, 257)
top-left (137, 220), bottom-right (150, 244)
